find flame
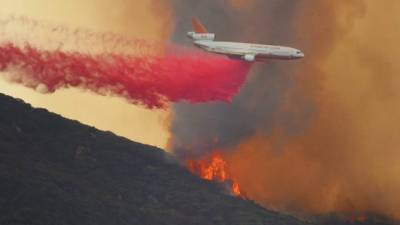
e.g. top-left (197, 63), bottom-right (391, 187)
top-left (353, 215), bottom-right (368, 223)
top-left (187, 152), bottom-right (244, 198)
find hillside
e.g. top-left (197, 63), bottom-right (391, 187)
top-left (0, 93), bottom-right (306, 225)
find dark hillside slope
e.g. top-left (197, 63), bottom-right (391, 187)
top-left (0, 93), bottom-right (306, 225)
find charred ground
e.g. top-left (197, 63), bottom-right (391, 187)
top-left (0, 93), bottom-right (305, 225)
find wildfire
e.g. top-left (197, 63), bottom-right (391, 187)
top-left (187, 152), bottom-right (244, 198)
top-left (347, 214), bottom-right (368, 223)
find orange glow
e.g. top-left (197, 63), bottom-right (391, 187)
top-left (231, 181), bottom-right (242, 197)
top-left (219, 0), bottom-right (400, 219)
top-left (346, 214), bottom-right (369, 223)
top-left (354, 215), bottom-right (368, 223)
top-left (187, 152), bottom-right (244, 198)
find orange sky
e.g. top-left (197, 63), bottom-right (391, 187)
top-left (0, 0), bottom-right (173, 148)
top-left (228, 0), bottom-right (400, 217)
top-left (2, 0), bottom-right (400, 219)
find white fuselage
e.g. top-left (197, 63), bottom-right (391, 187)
top-left (193, 40), bottom-right (304, 61)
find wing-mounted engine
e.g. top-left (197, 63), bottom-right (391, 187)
top-left (187, 32), bottom-right (215, 41)
top-left (242, 54), bottom-right (256, 62)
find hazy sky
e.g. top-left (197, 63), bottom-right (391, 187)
top-left (0, 0), bottom-right (172, 148)
top-left (2, 0), bottom-right (400, 218)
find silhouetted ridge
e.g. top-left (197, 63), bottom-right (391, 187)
top-left (0, 93), bottom-right (305, 225)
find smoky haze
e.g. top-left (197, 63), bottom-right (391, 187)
top-left (169, 0), bottom-right (309, 159)
top-left (0, 0), bottom-right (173, 148)
top-left (168, 0), bottom-right (400, 220)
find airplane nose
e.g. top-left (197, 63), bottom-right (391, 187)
top-left (293, 50), bottom-right (304, 59)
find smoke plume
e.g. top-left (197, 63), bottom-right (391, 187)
top-left (169, 0), bottom-right (400, 220)
top-left (0, 16), bottom-right (251, 108)
top-left (169, 0), bottom-right (302, 158)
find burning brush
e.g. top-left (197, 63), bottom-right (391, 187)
top-left (187, 151), bottom-right (246, 199)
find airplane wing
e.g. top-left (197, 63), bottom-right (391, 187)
top-left (192, 17), bottom-right (208, 33)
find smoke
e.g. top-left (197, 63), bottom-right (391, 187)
top-left (169, 0), bottom-right (303, 158)
top-left (0, 16), bottom-right (251, 108)
top-left (169, 0), bottom-right (400, 220)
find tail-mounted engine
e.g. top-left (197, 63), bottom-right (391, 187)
top-left (187, 32), bottom-right (215, 41)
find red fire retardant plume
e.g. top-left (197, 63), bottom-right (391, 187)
top-left (0, 43), bottom-right (251, 108)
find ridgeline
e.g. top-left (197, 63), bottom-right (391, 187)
top-left (0, 93), bottom-right (305, 225)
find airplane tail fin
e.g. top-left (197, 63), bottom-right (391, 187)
top-left (192, 17), bottom-right (208, 33)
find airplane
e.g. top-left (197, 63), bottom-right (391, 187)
top-left (187, 18), bottom-right (304, 62)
